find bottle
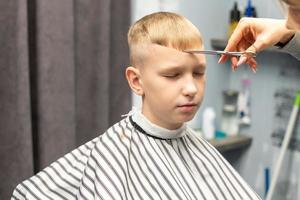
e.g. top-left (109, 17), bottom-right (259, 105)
top-left (238, 77), bottom-right (251, 125)
top-left (221, 90), bottom-right (239, 136)
top-left (244, 0), bottom-right (257, 17)
top-left (202, 107), bottom-right (216, 140)
top-left (228, 2), bottom-right (241, 38)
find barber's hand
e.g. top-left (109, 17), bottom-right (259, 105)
top-left (218, 17), bottom-right (295, 72)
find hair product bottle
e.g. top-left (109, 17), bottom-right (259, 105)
top-left (228, 2), bottom-right (241, 38)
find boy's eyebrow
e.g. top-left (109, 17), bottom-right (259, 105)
top-left (160, 63), bottom-right (206, 71)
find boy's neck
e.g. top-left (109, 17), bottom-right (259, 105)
top-left (141, 108), bottom-right (183, 130)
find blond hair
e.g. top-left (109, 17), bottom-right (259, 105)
top-left (128, 12), bottom-right (203, 65)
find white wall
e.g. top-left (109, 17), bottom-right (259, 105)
top-left (130, 1), bottom-right (300, 198)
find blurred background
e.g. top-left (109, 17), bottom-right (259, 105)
top-left (0, 0), bottom-right (299, 199)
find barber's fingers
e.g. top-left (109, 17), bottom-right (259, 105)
top-left (236, 56), bottom-right (248, 67)
top-left (247, 57), bottom-right (257, 72)
top-left (244, 38), bottom-right (264, 54)
top-left (218, 55), bottom-right (226, 64)
top-left (235, 40), bottom-right (258, 70)
top-left (235, 41), bottom-right (248, 66)
top-left (233, 55), bottom-right (257, 72)
top-left (231, 56), bottom-right (238, 71)
top-left (236, 41), bottom-right (249, 67)
top-left (219, 40), bottom-right (259, 65)
top-left (226, 20), bottom-right (248, 52)
top-left (219, 20), bottom-right (249, 64)
top-left (233, 42), bottom-right (257, 72)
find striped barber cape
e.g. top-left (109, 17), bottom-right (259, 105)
top-left (11, 110), bottom-right (261, 200)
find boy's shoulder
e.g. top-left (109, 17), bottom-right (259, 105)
top-left (11, 117), bottom-right (131, 200)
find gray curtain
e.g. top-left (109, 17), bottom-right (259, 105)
top-left (0, 0), bottom-right (131, 199)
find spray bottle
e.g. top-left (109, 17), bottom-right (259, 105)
top-left (244, 0), bottom-right (257, 17)
top-left (228, 2), bottom-right (241, 38)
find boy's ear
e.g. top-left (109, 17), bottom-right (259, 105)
top-left (125, 66), bottom-right (144, 96)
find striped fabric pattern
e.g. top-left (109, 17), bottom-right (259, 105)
top-left (12, 116), bottom-right (261, 200)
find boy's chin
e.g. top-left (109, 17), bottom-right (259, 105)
top-left (177, 113), bottom-right (196, 123)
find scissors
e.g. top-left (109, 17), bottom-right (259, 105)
top-left (184, 50), bottom-right (257, 58)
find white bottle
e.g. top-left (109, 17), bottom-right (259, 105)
top-left (221, 90), bottom-right (239, 136)
top-left (202, 107), bottom-right (216, 140)
top-left (238, 78), bottom-right (251, 125)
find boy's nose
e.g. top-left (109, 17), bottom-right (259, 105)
top-left (182, 78), bottom-right (198, 97)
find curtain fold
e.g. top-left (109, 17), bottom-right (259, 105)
top-left (0, 1), bottom-right (34, 199)
top-left (35, 0), bottom-right (77, 170)
top-left (0, 0), bottom-right (131, 199)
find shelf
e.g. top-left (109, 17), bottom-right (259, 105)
top-left (209, 134), bottom-right (252, 153)
top-left (211, 38), bottom-right (228, 50)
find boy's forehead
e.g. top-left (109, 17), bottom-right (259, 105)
top-left (143, 44), bottom-right (206, 66)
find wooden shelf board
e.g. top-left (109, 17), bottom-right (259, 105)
top-left (209, 134), bottom-right (252, 153)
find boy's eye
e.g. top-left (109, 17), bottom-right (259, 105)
top-left (193, 72), bottom-right (205, 76)
top-left (163, 73), bottom-right (180, 78)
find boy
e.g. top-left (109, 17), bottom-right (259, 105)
top-left (12, 12), bottom-right (261, 200)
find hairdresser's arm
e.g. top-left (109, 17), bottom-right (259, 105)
top-left (218, 18), bottom-right (296, 71)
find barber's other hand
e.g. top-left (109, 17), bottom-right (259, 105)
top-left (218, 17), bottom-right (295, 72)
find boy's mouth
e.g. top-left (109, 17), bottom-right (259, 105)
top-left (177, 103), bottom-right (198, 112)
top-left (178, 103), bottom-right (197, 106)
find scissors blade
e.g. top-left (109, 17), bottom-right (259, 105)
top-left (184, 50), bottom-right (221, 55)
top-left (184, 50), bottom-right (257, 57)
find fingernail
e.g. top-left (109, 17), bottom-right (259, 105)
top-left (237, 56), bottom-right (247, 66)
top-left (218, 57), bottom-right (222, 63)
top-left (251, 67), bottom-right (257, 73)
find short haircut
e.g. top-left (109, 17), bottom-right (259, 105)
top-left (128, 12), bottom-right (203, 66)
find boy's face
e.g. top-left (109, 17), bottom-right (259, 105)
top-left (129, 44), bottom-right (206, 130)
